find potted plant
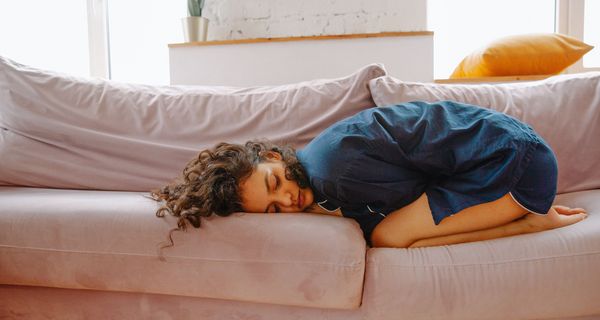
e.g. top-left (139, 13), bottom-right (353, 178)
top-left (182, 0), bottom-right (208, 42)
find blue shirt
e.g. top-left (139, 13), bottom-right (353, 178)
top-left (296, 101), bottom-right (541, 245)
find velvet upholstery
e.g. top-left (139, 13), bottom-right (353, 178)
top-left (362, 190), bottom-right (600, 320)
top-left (1, 57), bottom-right (600, 319)
top-left (0, 56), bottom-right (384, 191)
top-left (0, 187), bottom-right (366, 310)
top-left (1, 190), bottom-right (599, 319)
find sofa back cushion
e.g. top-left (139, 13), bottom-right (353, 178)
top-left (0, 56), bottom-right (384, 191)
top-left (368, 72), bottom-right (600, 194)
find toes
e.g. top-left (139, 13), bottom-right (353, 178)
top-left (565, 208), bottom-right (587, 215)
top-left (561, 212), bottom-right (588, 225)
top-left (554, 206), bottom-right (587, 215)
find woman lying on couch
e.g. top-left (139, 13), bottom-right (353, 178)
top-left (152, 100), bottom-right (587, 248)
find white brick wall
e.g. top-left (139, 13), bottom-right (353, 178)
top-left (202, 0), bottom-right (427, 40)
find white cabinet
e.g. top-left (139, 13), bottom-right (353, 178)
top-left (169, 32), bottom-right (433, 86)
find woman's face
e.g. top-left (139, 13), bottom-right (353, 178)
top-left (239, 159), bottom-right (314, 214)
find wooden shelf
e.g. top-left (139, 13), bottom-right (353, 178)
top-left (169, 31), bottom-right (433, 86)
top-left (169, 31), bottom-right (434, 47)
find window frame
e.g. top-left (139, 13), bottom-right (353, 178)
top-left (87, 0), bottom-right (110, 78)
top-left (556, 0), bottom-right (600, 72)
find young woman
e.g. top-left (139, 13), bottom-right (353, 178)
top-left (152, 101), bottom-right (587, 248)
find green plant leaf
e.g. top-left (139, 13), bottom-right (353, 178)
top-left (188, 0), bottom-right (201, 16)
top-left (199, 0), bottom-right (205, 16)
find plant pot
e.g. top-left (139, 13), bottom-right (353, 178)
top-left (182, 16), bottom-right (209, 42)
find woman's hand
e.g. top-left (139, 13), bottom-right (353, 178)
top-left (522, 205), bottom-right (588, 232)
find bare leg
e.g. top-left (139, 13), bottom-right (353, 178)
top-left (408, 218), bottom-right (531, 248)
top-left (371, 193), bottom-right (529, 248)
top-left (409, 205), bottom-right (587, 248)
top-left (370, 193), bottom-right (587, 248)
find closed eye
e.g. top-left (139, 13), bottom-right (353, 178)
top-left (273, 175), bottom-right (282, 213)
top-left (266, 173), bottom-right (282, 214)
top-left (274, 174), bottom-right (281, 190)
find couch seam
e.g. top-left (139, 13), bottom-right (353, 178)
top-left (0, 245), bottom-right (365, 268)
top-left (367, 250), bottom-right (600, 268)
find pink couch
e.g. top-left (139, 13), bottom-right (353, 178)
top-left (1, 56), bottom-right (600, 319)
top-left (1, 188), bottom-right (600, 320)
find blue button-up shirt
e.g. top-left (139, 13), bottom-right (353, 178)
top-left (296, 101), bottom-right (541, 245)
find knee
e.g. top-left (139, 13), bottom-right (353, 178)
top-left (370, 227), bottom-right (414, 248)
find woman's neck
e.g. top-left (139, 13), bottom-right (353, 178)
top-left (305, 203), bottom-right (343, 217)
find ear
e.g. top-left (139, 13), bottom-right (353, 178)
top-left (262, 151), bottom-right (283, 161)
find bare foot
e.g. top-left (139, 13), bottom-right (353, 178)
top-left (522, 205), bottom-right (587, 232)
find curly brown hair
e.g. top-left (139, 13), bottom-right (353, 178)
top-left (150, 140), bottom-right (309, 249)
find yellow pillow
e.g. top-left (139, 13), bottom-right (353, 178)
top-left (450, 33), bottom-right (594, 79)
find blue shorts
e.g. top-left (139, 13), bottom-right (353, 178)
top-left (510, 139), bottom-right (558, 215)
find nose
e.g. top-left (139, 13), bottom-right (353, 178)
top-left (273, 189), bottom-right (294, 208)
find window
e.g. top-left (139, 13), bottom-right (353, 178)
top-left (555, 0), bottom-right (599, 72)
top-left (0, 0), bottom-right (184, 84)
top-left (107, 0), bottom-right (186, 84)
top-left (583, 0), bottom-right (600, 68)
top-left (1, 2), bottom-right (596, 83)
top-left (0, 0), bottom-right (89, 77)
top-left (428, 0), bottom-right (555, 79)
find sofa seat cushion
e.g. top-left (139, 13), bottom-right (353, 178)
top-left (361, 189), bottom-right (600, 320)
top-left (0, 187), bottom-right (366, 310)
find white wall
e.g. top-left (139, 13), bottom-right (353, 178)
top-left (170, 0), bottom-right (432, 85)
top-left (170, 34), bottom-right (433, 85)
top-left (201, 0), bottom-right (427, 40)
